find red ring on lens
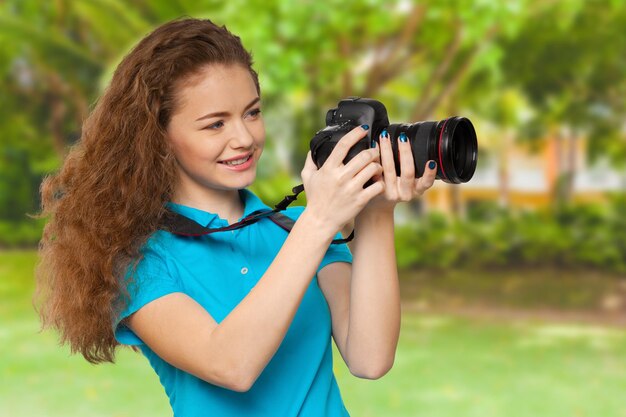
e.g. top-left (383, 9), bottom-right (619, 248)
top-left (438, 118), bottom-right (449, 181)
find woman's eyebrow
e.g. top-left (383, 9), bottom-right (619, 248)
top-left (195, 97), bottom-right (260, 122)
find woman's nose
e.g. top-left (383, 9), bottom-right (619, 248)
top-left (231, 121), bottom-right (255, 148)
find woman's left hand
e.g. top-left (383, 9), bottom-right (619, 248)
top-left (362, 130), bottom-right (437, 213)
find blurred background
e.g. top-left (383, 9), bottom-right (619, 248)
top-left (1, 0), bottom-right (625, 416)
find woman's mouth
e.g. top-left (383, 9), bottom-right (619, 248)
top-left (219, 153), bottom-right (254, 171)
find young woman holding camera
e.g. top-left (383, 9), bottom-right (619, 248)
top-left (35, 18), bottom-right (437, 416)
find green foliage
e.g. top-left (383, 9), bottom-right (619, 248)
top-left (1, 0), bottom-right (625, 249)
top-left (500, 0), bottom-right (626, 163)
top-left (395, 196), bottom-right (626, 273)
top-left (0, 218), bottom-right (45, 248)
top-left (249, 170), bottom-right (303, 207)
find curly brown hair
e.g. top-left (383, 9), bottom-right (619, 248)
top-left (33, 17), bottom-right (261, 364)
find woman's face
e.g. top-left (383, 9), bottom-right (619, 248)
top-left (166, 64), bottom-right (265, 199)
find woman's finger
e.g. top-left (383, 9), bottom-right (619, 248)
top-left (300, 151), bottom-right (317, 182)
top-left (359, 178), bottom-right (386, 203)
top-left (379, 129), bottom-right (397, 192)
top-left (343, 147), bottom-right (380, 179)
top-left (414, 160), bottom-right (437, 195)
top-left (352, 161), bottom-right (383, 189)
top-left (397, 133), bottom-right (415, 201)
top-left (323, 125), bottom-right (370, 168)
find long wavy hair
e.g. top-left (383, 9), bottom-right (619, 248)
top-left (34, 18), bottom-right (260, 364)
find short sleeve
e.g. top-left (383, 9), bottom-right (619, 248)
top-left (317, 230), bottom-right (353, 273)
top-left (113, 239), bottom-right (183, 346)
top-left (283, 206), bottom-right (353, 274)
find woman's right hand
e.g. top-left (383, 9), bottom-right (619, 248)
top-left (300, 125), bottom-right (385, 237)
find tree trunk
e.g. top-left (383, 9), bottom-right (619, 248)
top-left (498, 131), bottom-right (512, 208)
top-left (554, 126), bottom-right (577, 207)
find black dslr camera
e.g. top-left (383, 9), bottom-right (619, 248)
top-left (310, 97), bottom-right (478, 184)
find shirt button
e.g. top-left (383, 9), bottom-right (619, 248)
top-left (240, 267), bottom-right (249, 275)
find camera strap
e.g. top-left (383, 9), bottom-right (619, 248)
top-left (160, 184), bottom-right (354, 244)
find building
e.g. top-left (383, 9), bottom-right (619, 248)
top-left (420, 136), bottom-right (625, 215)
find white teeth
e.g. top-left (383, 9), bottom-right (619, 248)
top-left (223, 155), bottom-right (250, 166)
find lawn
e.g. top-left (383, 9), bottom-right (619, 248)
top-left (2, 250), bottom-right (626, 417)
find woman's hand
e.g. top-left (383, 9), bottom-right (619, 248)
top-left (300, 125), bottom-right (385, 237)
top-left (363, 130), bottom-right (437, 213)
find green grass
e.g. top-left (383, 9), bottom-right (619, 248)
top-left (338, 316), bottom-right (626, 417)
top-left (3, 250), bottom-right (626, 417)
top-left (398, 267), bottom-right (623, 311)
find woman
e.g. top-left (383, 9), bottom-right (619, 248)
top-left (35, 17), bottom-right (437, 416)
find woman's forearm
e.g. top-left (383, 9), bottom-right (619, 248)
top-left (208, 210), bottom-right (336, 389)
top-left (345, 207), bottom-right (400, 378)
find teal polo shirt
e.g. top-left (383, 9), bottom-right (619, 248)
top-left (114, 188), bottom-right (353, 417)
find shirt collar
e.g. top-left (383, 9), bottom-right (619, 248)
top-left (240, 188), bottom-right (272, 217)
top-left (165, 188), bottom-right (272, 227)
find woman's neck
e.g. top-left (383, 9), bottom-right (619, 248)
top-left (172, 187), bottom-right (244, 225)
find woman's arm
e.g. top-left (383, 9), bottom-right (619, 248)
top-left (319, 131), bottom-right (438, 379)
top-left (318, 207), bottom-right (399, 379)
top-left (126, 125), bottom-right (384, 392)
top-left (128, 211), bottom-right (336, 392)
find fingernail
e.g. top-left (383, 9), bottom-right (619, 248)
top-left (399, 132), bottom-right (408, 143)
top-left (371, 139), bottom-right (377, 148)
top-left (428, 160), bottom-right (437, 170)
top-left (361, 124), bottom-right (369, 130)
top-left (381, 129), bottom-right (389, 139)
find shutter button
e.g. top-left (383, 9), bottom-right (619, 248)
top-left (240, 267), bottom-right (249, 275)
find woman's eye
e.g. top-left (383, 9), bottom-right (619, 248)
top-left (205, 121), bottom-right (224, 130)
top-left (247, 108), bottom-right (262, 118)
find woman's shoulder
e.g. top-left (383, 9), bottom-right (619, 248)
top-left (143, 228), bottom-right (171, 250)
top-left (120, 231), bottom-right (174, 289)
top-left (135, 229), bottom-right (176, 266)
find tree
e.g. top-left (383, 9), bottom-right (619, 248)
top-left (500, 0), bottom-right (626, 204)
top-left (6, 0), bottom-right (620, 233)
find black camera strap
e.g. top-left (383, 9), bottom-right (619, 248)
top-left (160, 184), bottom-right (354, 244)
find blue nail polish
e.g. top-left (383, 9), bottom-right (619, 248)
top-left (381, 129), bottom-right (388, 139)
top-left (361, 124), bottom-right (369, 130)
top-left (399, 132), bottom-right (408, 143)
top-left (429, 160), bottom-right (437, 170)
top-left (371, 139), bottom-right (377, 148)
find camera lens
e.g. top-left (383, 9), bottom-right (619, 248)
top-left (435, 117), bottom-right (477, 183)
top-left (387, 116), bottom-right (477, 184)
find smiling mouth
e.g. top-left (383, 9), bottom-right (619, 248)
top-left (219, 154), bottom-right (252, 166)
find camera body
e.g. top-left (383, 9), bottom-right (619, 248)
top-left (310, 97), bottom-right (387, 170)
top-left (310, 97), bottom-right (478, 184)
